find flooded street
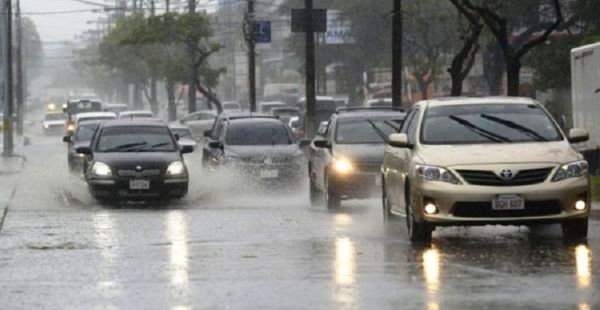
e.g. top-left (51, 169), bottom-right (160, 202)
top-left (0, 124), bottom-right (598, 309)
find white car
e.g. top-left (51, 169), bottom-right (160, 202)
top-left (169, 124), bottom-right (197, 151)
top-left (42, 112), bottom-right (68, 135)
top-left (119, 110), bottom-right (155, 120)
top-left (179, 110), bottom-right (217, 140)
top-left (75, 112), bottom-right (117, 126)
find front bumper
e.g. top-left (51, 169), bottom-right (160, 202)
top-left (412, 176), bottom-right (590, 226)
top-left (224, 161), bottom-right (304, 185)
top-left (87, 176), bottom-right (188, 200)
top-left (328, 169), bottom-right (380, 199)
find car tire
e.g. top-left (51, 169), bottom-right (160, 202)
top-left (562, 218), bottom-right (588, 241)
top-left (405, 186), bottom-right (432, 244)
top-left (325, 174), bottom-right (340, 210)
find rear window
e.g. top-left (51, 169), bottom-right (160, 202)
top-left (226, 122), bottom-right (293, 146)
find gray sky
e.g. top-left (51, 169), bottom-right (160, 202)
top-left (22, 0), bottom-right (99, 43)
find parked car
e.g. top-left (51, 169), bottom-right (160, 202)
top-left (63, 120), bottom-right (102, 173)
top-left (42, 112), bottom-right (68, 135)
top-left (168, 124), bottom-right (197, 151)
top-left (119, 110), bottom-right (155, 120)
top-left (272, 106), bottom-right (300, 124)
top-left (382, 97), bottom-right (590, 243)
top-left (179, 110), bottom-right (217, 140)
top-left (309, 107), bottom-right (406, 209)
top-left (204, 117), bottom-right (308, 187)
top-left (76, 120), bottom-right (193, 202)
top-left (222, 101), bottom-right (242, 112)
top-left (259, 101), bottom-right (287, 114)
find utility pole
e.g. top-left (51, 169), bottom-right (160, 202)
top-left (149, 0), bottom-right (158, 115)
top-left (187, 0), bottom-right (197, 113)
top-left (2, 0), bottom-right (14, 156)
top-left (247, 0), bottom-right (257, 112)
top-left (15, 0), bottom-right (23, 136)
top-left (392, 0), bottom-right (403, 109)
top-left (304, 0), bottom-right (317, 138)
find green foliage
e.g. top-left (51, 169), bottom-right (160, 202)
top-left (22, 17), bottom-right (43, 81)
top-left (528, 36), bottom-right (581, 91)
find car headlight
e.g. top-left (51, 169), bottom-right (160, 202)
top-left (66, 124), bottom-right (75, 132)
top-left (91, 162), bottom-right (112, 177)
top-left (416, 165), bottom-right (461, 184)
top-left (43, 124), bottom-right (49, 129)
top-left (552, 160), bottom-right (588, 182)
top-left (166, 161), bottom-right (186, 176)
top-left (332, 157), bottom-right (354, 174)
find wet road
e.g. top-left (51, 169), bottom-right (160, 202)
top-left (0, 124), bottom-right (599, 309)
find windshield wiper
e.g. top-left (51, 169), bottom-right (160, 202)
top-left (480, 114), bottom-right (547, 142)
top-left (366, 119), bottom-right (390, 143)
top-left (104, 142), bottom-right (148, 152)
top-left (382, 120), bottom-right (402, 132)
top-left (448, 115), bottom-right (510, 143)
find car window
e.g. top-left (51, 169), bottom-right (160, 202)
top-left (74, 123), bottom-right (100, 141)
top-left (226, 122), bottom-right (293, 146)
top-left (400, 109), bottom-right (417, 134)
top-left (406, 109), bottom-right (420, 144)
top-left (201, 113), bottom-right (216, 120)
top-left (96, 126), bottom-right (176, 152)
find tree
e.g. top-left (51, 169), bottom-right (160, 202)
top-left (454, 0), bottom-right (564, 96)
top-left (22, 17), bottom-right (43, 83)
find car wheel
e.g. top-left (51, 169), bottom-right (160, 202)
top-left (562, 218), bottom-right (588, 241)
top-left (325, 174), bottom-right (340, 210)
top-left (405, 187), bottom-right (432, 244)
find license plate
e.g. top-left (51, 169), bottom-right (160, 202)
top-left (260, 169), bottom-right (279, 179)
top-left (492, 195), bottom-right (525, 210)
top-left (129, 179), bottom-right (150, 190)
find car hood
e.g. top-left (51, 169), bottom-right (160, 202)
top-left (93, 152), bottom-right (181, 171)
top-left (417, 141), bottom-right (581, 167)
top-left (43, 120), bottom-right (66, 126)
top-left (333, 144), bottom-right (386, 164)
top-left (225, 145), bottom-right (302, 160)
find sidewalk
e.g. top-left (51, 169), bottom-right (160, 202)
top-left (0, 140), bottom-right (27, 231)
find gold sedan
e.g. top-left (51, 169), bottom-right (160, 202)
top-left (382, 97), bottom-right (590, 243)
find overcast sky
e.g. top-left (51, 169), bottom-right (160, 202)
top-left (22, 0), bottom-right (99, 43)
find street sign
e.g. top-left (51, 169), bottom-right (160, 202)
top-left (325, 10), bottom-right (354, 45)
top-left (254, 20), bottom-right (271, 44)
top-left (291, 9), bottom-right (327, 33)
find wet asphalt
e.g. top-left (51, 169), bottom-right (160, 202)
top-left (0, 124), bottom-right (598, 309)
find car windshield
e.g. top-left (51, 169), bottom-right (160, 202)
top-left (422, 104), bottom-right (562, 145)
top-left (45, 113), bottom-right (66, 121)
top-left (74, 123), bottom-right (99, 141)
top-left (171, 128), bottom-right (193, 139)
top-left (226, 122), bottom-right (293, 146)
top-left (96, 126), bottom-right (176, 152)
top-left (336, 117), bottom-right (403, 144)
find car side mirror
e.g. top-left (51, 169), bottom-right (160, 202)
top-left (313, 139), bottom-right (332, 149)
top-left (298, 139), bottom-right (311, 148)
top-left (388, 133), bottom-right (412, 149)
top-left (174, 134), bottom-right (180, 141)
top-left (203, 130), bottom-right (212, 138)
top-left (62, 136), bottom-right (72, 143)
top-left (568, 128), bottom-right (589, 143)
top-left (181, 145), bottom-right (194, 154)
top-left (179, 119), bottom-right (185, 124)
top-left (208, 140), bottom-right (223, 150)
top-left (76, 146), bottom-right (91, 155)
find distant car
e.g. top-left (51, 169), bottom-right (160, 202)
top-left (297, 96), bottom-right (338, 138)
top-left (63, 120), bottom-right (102, 173)
top-left (76, 120), bottom-right (194, 202)
top-left (382, 97), bottom-right (591, 243)
top-left (309, 107), bottom-right (406, 209)
top-left (204, 117), bottom-right (308, 187)
top-left (119, 110), bottom-right (155, 120)
top-left (202, 112), bottom-right (278, 167)
top-left (222, 101), bottom-right (242, 111)
top-left (367, 98), bottom-right (393, 107)
top-left (42, 112), bottom-right (67, 135)
top-left (70, 112), bottom-right (117, 135)
top-left (103, 103), bottom-right (129, 116)
top-left (179, 110), bottom-right (217, 140)
top-left (168, 124), bottom-right (197, 151)
top-left (272, 106), bottom-right (300, 124)
top-left (259, 101), bottom-right (287, 114)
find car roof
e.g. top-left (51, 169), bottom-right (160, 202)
top-left (77, 120), bottom-right (104, 126)
top-left (76, 112), bottom-right (117, 119)
top-left (421, 96), bottom-right (538, 108)
top-left (218, 111), bottom-right (275, 119)
top-left (187, 110), bottom-right (217, 116)
top-left (168, 123), bottom-right (191, 130)
top-left (100, 120), bottom-right (168, 128)
top-left (227, 117), bottom-right (285, 126)
top-left (120, 110), bottom-right (154, 114)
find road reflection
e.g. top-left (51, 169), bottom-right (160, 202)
top-left (575, 244), bottom-right (591, 289)
top-left (92, 212), bottom-right (119, 292)
top-left (332, 213), bottom-right (357, 306)
top-left (165, 211), bottom-right (190, 309)
top-left (422, 247), bottom-right (441, 310)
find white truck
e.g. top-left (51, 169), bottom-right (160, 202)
top-left (571, 42), bottom-right (600, 147)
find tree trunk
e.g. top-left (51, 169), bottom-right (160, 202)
top-left (506, 59), bottom-right (521, 96)
top-left (450, 71), bottom-right (464, 96)
top-left (150, 76), bottom-right (158, 115)
top-left (483, 43), bottom-right (504, 95)
top-left (417, 76), bottom-right (429, 100)
top-left (166, 80), bottom-right (176, 121)
top-left (188, 81), bottom-right (197, 114)
top-left (133, 81), bottom-right (143, 109)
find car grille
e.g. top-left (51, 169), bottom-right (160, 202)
top-left (452, 200), bottom-right (561, 218)
top-left (117, 169), bottom-right (161, 177)
top-left (456, 168), bottom-right (553, 186)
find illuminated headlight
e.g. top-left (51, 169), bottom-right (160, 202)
top-left (91, 162), bottom-right (112, 177)
top-left (552, 160), bottom-right (588, 182)
top-left (575, 200), bottom-right (586, 211)
top-left (67, 124), bottom-right (75, 132)
top-left (416, 165), bottom-right (461, 184)
top-left (48, 104), bottom-right (56, 110)
top-left (166, 161), bottom-right (186, 176)
top-left (43, 124), bottom-right (49, 129)
top-left (332, 157), bottom-right (354, 174)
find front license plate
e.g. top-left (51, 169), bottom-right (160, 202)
top-left (129, 179), bottom-right (150, 190)
top-left (260, 169), bottom-right (279, 179)
top-left (492, 195), bottom-right (525, 210)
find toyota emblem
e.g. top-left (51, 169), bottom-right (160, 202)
top-left (136, 165), bottom-right (143, 171)
top-left (499, 169), bottom-right (514, 180)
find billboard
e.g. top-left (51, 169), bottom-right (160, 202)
top-left (325, 10), bottom-right (354, 45)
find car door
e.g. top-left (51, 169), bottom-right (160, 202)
top-left (206, 121), bottom-right (226, 168)
top-left (310, 120), bottom-right (332, 190)
top-left (386, 108), bottom-right (418, 213)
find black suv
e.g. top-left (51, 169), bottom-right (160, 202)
top-left (76, 120), bottom-right (194, 201)
top-left (309, 108), bottom-right (405, 209)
